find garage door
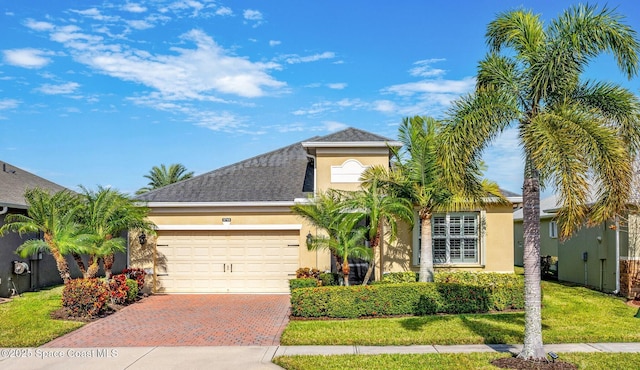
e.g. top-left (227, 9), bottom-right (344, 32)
top-left (155, 229), bottom-right (300, 293)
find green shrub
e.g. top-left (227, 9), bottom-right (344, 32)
top-left (381, 271), bottom-right (418, 283)
top-left (318, 272), bottom-right (339, 286)
top-left (125, 279), bottom-right (139, 303)
top-left (435, 272), bottom-right (524, 310)
top-left (289, 278), bottom-right (318, 291)
top-left (62, 278), bottom-right (109, 318)
top-left (290, 283), bottom-right (494, 318)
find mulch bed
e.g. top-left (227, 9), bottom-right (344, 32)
top-left (50, 303), bottom-right (127, 323)
top-left (491, 357), bottom-right (577, 370)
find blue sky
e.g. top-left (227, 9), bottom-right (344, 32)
top-left (1, 1), bottom-right (640, 196)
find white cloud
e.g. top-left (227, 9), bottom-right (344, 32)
top-left (269, 40), bottom-right (281, 47)
top-left (322, 121), bottom-right (348, 132)
top-left (0, 99), bottom-right (19, 110)
top-left (409, 58), bottom-right (447, 77)
top-left (126, 20), bottom-right (154, 30)
top-left (384, 77), bottom-right (475, 96)
top-left (36, 82), bottom-right (80, 95)
top-left (122, 3), bottom-right (148, 13)
top-left (243, 9), bottom-right (262, 21)
top-left (3, 48), bottom-right (52, 69)
top-left (372, 100), bottom-right (397, 113)
top-left (44, 25), bottom-right (286, 99)
top-left (284, 51), bottom-right (335, 64)
top-left (24, 19), bottom-right (54, 31)
top-left (215, 6), bottom-right (233, 16)
top-left (327, 82), bottom-right (347, 90)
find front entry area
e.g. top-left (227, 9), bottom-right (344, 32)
top-left (155, 229), bottom-right (300, 293)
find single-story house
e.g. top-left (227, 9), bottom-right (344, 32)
top-left (514, 193), bottom-right (640, 297)
top-left (133, 127), bottom-right (520, 293)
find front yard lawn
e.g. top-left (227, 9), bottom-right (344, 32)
top-left (274, 352), bottom-right (640, 370)
top-left (0, 286), bottom-right (83, 347)
top-left (281, 280), bottom-right (640, 345)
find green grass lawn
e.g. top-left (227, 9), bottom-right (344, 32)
top-left (0, 286), bottom-right (83, 347)
top-left (281, 280), bottom-right (640, 345)
top-left (274, 352), bottom-right (640, 370)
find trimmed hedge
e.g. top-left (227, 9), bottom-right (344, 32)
top-left (290, 272), bottom-right (524, 318)
top-left (434, 272), bottom-right (524, 311)
top-left (318, 272), bottom-right (339, 286)
top-left (382, 271), bottom-right (418, 283)
top-left (289, 278), bottom-right (318, 290)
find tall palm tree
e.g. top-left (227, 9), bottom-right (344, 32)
top-left (389, 116), bottom-right (502, 283)
top-left (77, 186), bottom-right (155, 278)
top-left (0, 188), bottom-right (82, 284)
top-left (136, 163), bottom-right (194, 194)
top-left (348, 173), bottom-right (415, 285)
top-left (441, 5), bottom-right (640, 360)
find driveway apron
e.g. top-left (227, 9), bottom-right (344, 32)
top-left (42, 294), bottom-right (290, 347)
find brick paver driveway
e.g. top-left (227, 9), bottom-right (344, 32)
top-left (43, 295), bottom-right (290, 347)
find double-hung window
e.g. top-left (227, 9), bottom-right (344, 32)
top-left (414, 212), bottom-right (480, 265)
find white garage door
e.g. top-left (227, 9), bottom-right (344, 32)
top-left (155, 229), bottom-right (300, 293)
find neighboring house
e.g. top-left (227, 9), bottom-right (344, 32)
top-left (133, 127), bottom-right (520, 293)
top-left (0, 161), bottom-right (67, 298)
top-left (0, 161), bottom-right (127, 298)
top-left (514, 194), bottom-right (640, 297)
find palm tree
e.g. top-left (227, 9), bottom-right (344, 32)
top-left (77, 186), bottom-right (155, 278)
top-left (441, 5), bottom-right (640, 360)
top-left (291, 190), bottom-right (346, 275)
top-left (347, 173), bottom-right (414, 285)
top-left (389, 116), bottom-right (502, 283)
top-left (311, 222), bottom-right (372, 286)
top-left (0, 188), bottom-right (82, 284)
top-left (136, 163), bottom-right (194, 194)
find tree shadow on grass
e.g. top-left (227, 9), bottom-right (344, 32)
top-left (399, 312), bottom-right (552, 345)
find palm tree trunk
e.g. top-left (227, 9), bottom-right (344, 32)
top-left (342, 259), bottom-right (351, 286)
top-left (103, 254), bottom-right (115, 279)
top-left (44, 233), bottom-right (71, 284)
top-left (86, 255), bottom-right (100, 278)
top-left (362, 229), bottom-right (381, 285)
top-left (518, 173), bottom-right (546, 360)
top-left (72, 253), bottom-right (87, 278)
top-left (418, 209), bottom-right (434, 282)
top-left (103, 234), bottom-right (115, 278)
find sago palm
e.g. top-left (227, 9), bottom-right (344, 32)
top-left (77, 186), bottom-right (155, 278)
top-left (441, 4), bottom-right (640, 360)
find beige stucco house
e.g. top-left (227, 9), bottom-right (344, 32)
top-left (132, 128), bottom-right (519, 293)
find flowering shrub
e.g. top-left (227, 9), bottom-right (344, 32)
top-left (125, 278), bottom-right (139, 303)
top-left (296, 267), bottom-right (321, 279)
top-left (108, 274), bottom-right (130, 305)
top-left (62, 278), bottom-right (109, 318)
top-left (123, 267), bottom-right (147, 290)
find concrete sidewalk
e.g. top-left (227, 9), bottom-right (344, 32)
top-left (2, 343), bottom-right (640, 370)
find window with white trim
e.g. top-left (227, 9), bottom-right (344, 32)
top-left (549, 221), bottom-right (558, 239)
top-left (413, 212), bottom-right (480, 265)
